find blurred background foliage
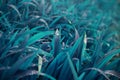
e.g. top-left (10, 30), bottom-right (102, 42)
top-left (0, 0), bottom-right (120, 80)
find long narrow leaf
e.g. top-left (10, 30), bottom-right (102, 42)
top-left (27, 31), bottom-right (54, 46)
top-left (67, 53), bottom-right (78, 80)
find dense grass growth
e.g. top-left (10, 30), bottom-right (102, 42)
top-left (0, 0), bottom-right (120, 80)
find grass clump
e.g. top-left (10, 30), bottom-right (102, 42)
top-left (0, 0), bottom-right (120, 80)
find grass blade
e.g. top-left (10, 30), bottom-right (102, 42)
top-left (105, 70), bottom-right (120, 79)
top-left (85, 68), bottom-right (110, 80)
top-left (67, 53), bottom-right (78, 80)
top-left (27, 31), bottom-right (54, 46)
top-left (8, 4), bottom-right (21, 19)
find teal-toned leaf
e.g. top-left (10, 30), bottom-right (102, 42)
top-left (105, 70), bottom-right (120, 79)
top-left (3, 53), bottom-right (35, 79)
top-left (39, 72), bottom-right (56, 80)
top-left (85, 68), bottom-right (110, 80)
top-left (67, 53), bottom-right (78, 80)
top-left (81, 33), bottom-right (87, 63)
top-left (13, 70), bottom-right (38, 80)
top-left (106, 58), bottom-right (120, 69)
top-left (49, 16), bottom-right (62, 28)
top-left (69, 35), bottom-right (83, 57)
top-left (20, 53), bottom-right (36, 70)
top-left (0, 31), bottom-right (18, 58)
top-left (52, 29), bottom-right (61, 57)
top-left (27, 31), bottom-right (54, 46)
top-left (86, 49), bottom-right (120, 80)
top-left (8, 4), bottom-right (21, 19)
top-left (58, 57), bottom-right (73, 80)
top-left (67, 5), bottom-right (75, 12)
top-left (78, 72), bottom-right (85, 80)
top-left (27, 46), bottom-right (53, 57)
top-left (96, 49), bottom-right (120, 68)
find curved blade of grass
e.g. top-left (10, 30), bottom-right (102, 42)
top-left (27, 31), bottom-right (54, 46)
top-left (20, 53), bottom-right (36, 70)
top-left (39, 19), bottom-right (49, 28)
top-left (105, 70), bottom-right (120, 79)
top-left (8, 4), bottom-right (21, 19)
top-left (86, 49), bottom-right (120, 80)
top-left (0, 66), bottom-right (10, 71)
top-left (17, 26), bottom-right (43, 39)
top-left (3, 53), bottom-right (35, 79)
top-left (27, 47), bottom-right (53, 57)
top-left (13, 70), bottom-right (38, 80)
top-left (0, 31), bottom-right (18, 58)
top-left (49, 16), bottom-right (62, 28)
top-left (23, 2), bottom-right (37, 7)
top-left (106, 58), bottom-right (120, 69)
top-left (96, 49), bottom-right (120, 68)
top-left (85, 68), bottom-right (110, 80)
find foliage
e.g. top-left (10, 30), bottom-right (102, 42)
top-left (0, 0), bottom-right (120, 80)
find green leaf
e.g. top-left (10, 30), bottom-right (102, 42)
top-left (20, 52), bottom-right (36, 70)
top-left (67, 5), bottom-right (75, 12)
top-left (69, 35), bottom-right (83, 57)
top-left (0, 31), bottom-right (18, 58)
top-left (96, 49), bottom-right (120, 68)
top-left (49, 16), bottom-right (62, 28)
top-left (78, 72), bottom-right (85, 80)
top-left (8, 4), bottom-right (21, 19)
top-left (4, 53), bottom-right (35, 79)
top-left (27, 31), bottom-right (54, 46)
top-left (86, 49), bottom-right (120, 80)
top-left (39, 73), bottom-right (56, 80)
top-left (105, 70), bottom-right (120, 79)
top-left (58, 56), bottom-right (73, 80)
top-left (81, 33), bottom-right (87, 63)
top-left (85, 68), bottom-right (110, 80)
top-left (52, 29), bottom-right (61, 57)
top-left (67, 53), bottom-right (78, 80)
top-left (27, 47), bottom-right (53, 57)
top-left (13, 70), bottom-right (38, 80)
top-left (106, 58), bottom-right (120, 69)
